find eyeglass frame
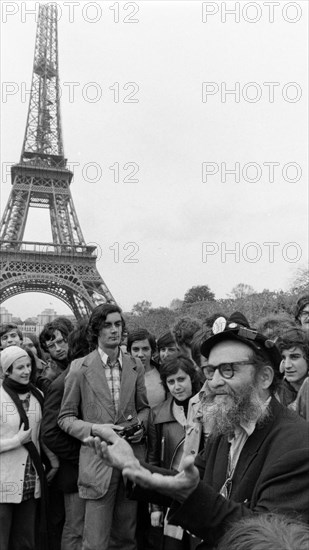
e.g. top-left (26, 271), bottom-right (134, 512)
top-left (203, 360), bottom-right (254, 380)
top-left (45, 337), bottom-right (67, 351)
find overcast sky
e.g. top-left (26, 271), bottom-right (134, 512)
top-left (1, 0), bottom-right (308, 318)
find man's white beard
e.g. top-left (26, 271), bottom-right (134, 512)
top-left (200, 382), bottom-right (269, 438)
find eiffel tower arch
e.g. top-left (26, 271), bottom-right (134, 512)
top-left (0, 4), bottom-right (116, 319)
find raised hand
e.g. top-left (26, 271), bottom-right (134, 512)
top-left (84, 426), bottom-right (140, 470)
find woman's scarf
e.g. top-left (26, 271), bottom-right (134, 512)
top-left (2, 377), bottom-right (49, 550)
top-left (174, 396), bottom-right (190, 418)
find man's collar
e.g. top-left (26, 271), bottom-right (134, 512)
top-left (230, 421), bottom-right (255, 442)
top-left (97, 347), bottom-right (122, 367)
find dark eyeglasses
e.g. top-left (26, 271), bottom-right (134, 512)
top-left (203, 361), bottom-right (254, 380)
top-left (46, 337), bottom-right (67, 350)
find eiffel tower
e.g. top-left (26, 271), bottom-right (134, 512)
top-left (0, 4), bottom-right (115, 319)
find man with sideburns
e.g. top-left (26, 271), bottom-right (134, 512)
top-left (58, 303), bottom-right (149, 550)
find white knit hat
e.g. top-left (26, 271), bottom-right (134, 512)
top-left (0, 346), bottom-right (29, 374)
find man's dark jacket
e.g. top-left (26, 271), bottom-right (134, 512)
top-left (41, 366), bottom-right (81, 493)
top-left (133, 398), bottom-right (309, 549)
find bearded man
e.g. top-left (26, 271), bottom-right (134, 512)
top-left (85, 312), bottom-right (309, 550)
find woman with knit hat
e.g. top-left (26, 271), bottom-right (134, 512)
top-left (0, 346), bottom-right (51, 550)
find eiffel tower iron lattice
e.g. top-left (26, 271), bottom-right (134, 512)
top-left (0, 4), bottom-right (116, 319)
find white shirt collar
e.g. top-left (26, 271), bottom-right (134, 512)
top-left (98, 347), bottom-right (122, 367)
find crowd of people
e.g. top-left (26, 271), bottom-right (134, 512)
top-left (0, 293), bottom-right (309, 550)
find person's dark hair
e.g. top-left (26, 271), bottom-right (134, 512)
top-left (248, 345), bottom-right (281, 395)
top-left (172, 316), bottom-right (202, 348)
top-left (25, 347), bottom-right (38, 383)
top-left (121, 328), bottom-right (128, 346)
top-left (256, 313), bottom-right (296, 340)
top-left (67, 320), bottom-right (92, 362)
top-left (191, 328), bottom-right (207, 367)
top-left (53, 316), bottom-right (75, 333)
top-left (157, 331), bottom-right (176, 351)
top-left (23, 332), bottom-right (44, 360)
top-left (295, 294), bottom-right (309, 323)
top-left (203, 312), bottom-right (226, 330)
top-left (87, 304), bottom-right (125, 348)
top-left (217, 513), bottom-right (309, 550)
top-left (6, 347), bottom-right (37, 383)
top-left (0, 323), bottom-right (23, 341)
top-left (191, 314), bottom-right (227, 366)
top-left (127, 328), bottom-right (156, 354)
top-left (160, 354), bottom-right (202, 395)
top-left (39, 318), bottom-right (73, 352)
top-left (277, 327), bottom-right (309, 364)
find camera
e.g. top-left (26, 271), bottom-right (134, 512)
top-left (118, 421), bottom-right (143, 440)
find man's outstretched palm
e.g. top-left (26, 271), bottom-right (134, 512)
top-left (123, 456), bottom-right (200, 503)
top-left (85, 427), bottom-right (200, 503)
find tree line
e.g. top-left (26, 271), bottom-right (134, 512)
top-left (125, 268), bottom-right (309, 336)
